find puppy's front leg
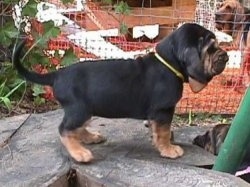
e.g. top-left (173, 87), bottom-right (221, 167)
top-left (151, 121), bottom-right (184, 158)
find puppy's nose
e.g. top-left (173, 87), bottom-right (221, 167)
top-left (192, 136), bottom-right (204, 147)
top-left (220, 51), bottom-right (229, 62)
top-left (215, 13), bottom-right (221, 20)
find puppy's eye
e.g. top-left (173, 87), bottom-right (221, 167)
top-left (207, 46), bottom-right (216, 54)
top-left (219, 2), bottom-right (224, 8)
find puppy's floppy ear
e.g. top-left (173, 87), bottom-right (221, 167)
top-left (184, 39), bottom-right (208, 93)
top-left (186, 36), bottom-right (217, 93)
top-left (197, 37), bottom-right (204, 55)
top-left (234, 2), bottom-right (245, 23)
top-left (188, 77), bottom-right (207, 93)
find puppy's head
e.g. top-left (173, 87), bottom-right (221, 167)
top-left (193, 124), bottom-right (230, 155)
top-left (215, 0), bottom-right (245, 35)
top-left (171, 23), bottom-right (229, 93)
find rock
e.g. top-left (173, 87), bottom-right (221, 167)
top-left (0, 110), bottom-right (70, 187)
top-left (0, 114), bottom-right (30, 146)
top-left (0, 110), bottom-right (248, 186)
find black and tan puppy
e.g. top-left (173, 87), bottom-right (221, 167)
top-left (13, 23), bottom-right (229, 163)
top-left (193, 124), bottom-right (230, 155)
top-left (193, 124), bottom-right (250, 168)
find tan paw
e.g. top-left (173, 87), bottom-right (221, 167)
top-left (159, 144), bottom-right (184, 159)
top-left (70, 147), bottom-right (94, 163)
top-left (82, 132), bottom-right (107, 144)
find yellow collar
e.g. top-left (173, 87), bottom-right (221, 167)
top-left (154, 51), bottom-right (184, 82)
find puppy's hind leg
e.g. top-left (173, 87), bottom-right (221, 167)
top-left (59, 106), bottom-right (95, 163)
top-left (79, 125), bottom-right (106, 145)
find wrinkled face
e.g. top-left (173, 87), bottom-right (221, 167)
top-left (203, 39), bottom-right (228, 77)
top-left (188, 36), bottom-right (229, 93)
top-left (215, 0), bottom-right (244, 34)
top-left (157, 23), bottom-right (229, 93)
top-left (192, 124), bottom-right (230, 155)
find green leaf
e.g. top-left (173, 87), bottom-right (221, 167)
top-left (44, 27), bottom-right (61, 39)
top-left (3, 0), bottom-right (19, 3)
top-left (0, 80), bottom-right (7, 96)
top-left (114, 1), bottom-right (131, 15)
top-left (43, 21), bottom-right (56, 32)
top-left (0, 21), bottom-right (19, 46)
top-left (9, 78), bottom-right (26, 88)
top-left (4, 80), bottom-right (25, 98)
top-left (188, 110), bottom-right (193, 125)
top-left (32, 85), bottom-right (45, 97)
top-left (34, 96), bottom-right (45, 105)
top-left (30, 21), bottom-right (60, 46)
top-left (43, 21), bottom-right (61, 39)
top-left (102, 0), bottom-right (113, 4)
top-left (61, 48), bottom-right (78, 66)
top-left (41, 58), bottom-right (50, 67)
top-left (119, 22), bottom-right (128, 34)
top-left (28, 50), bottom-right (49, 65)
top-left (22, 0), bottom-right (38, 17)
top-left (0, 97), bottom-right (11, 110)
top-left (61, 0), bottom-right (74, 4)
top-left (32, 34), bottom-right (49, 47)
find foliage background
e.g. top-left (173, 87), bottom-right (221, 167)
top-left (0, 0), bottom-right (131, 117)
top-left (0, 0), bottom-right (74, 115)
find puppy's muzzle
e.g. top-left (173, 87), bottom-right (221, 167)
top-left (215, 11), bottom-right (230, 23)
top-left (211, 49), bottom-right (229, 75)
top-left (192, 135), bottom-right (206, 147)
top-left (215, 13), bottom-right (222, 22)
top-left (214, 12), bottom-right (228, 30)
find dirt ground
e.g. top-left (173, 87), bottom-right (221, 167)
top-left (0, 95), bottom-right (59, 119)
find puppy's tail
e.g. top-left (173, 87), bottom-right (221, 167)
top-left (12, 40), bottom-right (55, 86)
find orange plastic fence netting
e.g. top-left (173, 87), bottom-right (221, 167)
top-left (46, 36), bottom-right (249, 114)
top-left (28, 0), bottom-right (250, 114)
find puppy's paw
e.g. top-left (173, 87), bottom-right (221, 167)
top-left (159, 144), bottom-right (184, 159)
top-left (82, 132), bottom-right (107, 144)
top-left (70, 147), bottom-right (94, 163)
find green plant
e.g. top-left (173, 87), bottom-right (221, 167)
top-left (114, 1), bottom-right (131, 15)
top-left (114, 1), bottom-right (131, 34)
top-left (0, 79), bottom-right (26, 110)
top-left (32, 84), bottom-right (46, 105)
top-left (188, 110), bottom-right (193, 125)
top-left (100, 0), bottom-right (131, 34)
top-left (186, 112), bottom-right (233, 126)
top-left (0, 0), bottom-right (77, 113)
top-left (102, 0), bottom-right (113, 4)
top-left (0, 60), bottom-right (26, 111)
